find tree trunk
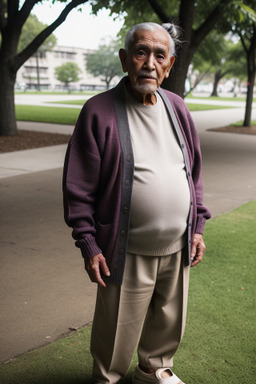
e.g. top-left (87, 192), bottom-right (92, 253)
top-left (211, 71), bottom-right (221, 97)
top-left (162, 56), bottom-right (189, 97)
top-left (243, 71), bottom-right (255, 127)
top-left (0, 0), bottom-right (88, 136)
top-left (243, 26), bottom-right (256, 127)
top-left (162, 0), bottom-right (195, 97)
top-left (0, 44), bottom-right (18, 136)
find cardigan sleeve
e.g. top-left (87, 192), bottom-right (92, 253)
top-left (187, 110), bottom-right (211, 234)
top-left (62, 103), bottom-right (103, 260)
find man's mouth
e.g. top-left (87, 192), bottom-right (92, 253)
top-left (137, 72), bottom-right (157, 81)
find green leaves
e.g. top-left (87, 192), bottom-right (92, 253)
top-left (18, 14), bottom-right (57, 54)
top-left (55, 62), bottom-right (82, 86)
top-left (85, 38), bottom-right (123, 88)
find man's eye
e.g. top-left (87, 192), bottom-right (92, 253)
top-left (156, 55), bottom-right (165, 60)
top-left (137, 50), bottom-right (146, 56)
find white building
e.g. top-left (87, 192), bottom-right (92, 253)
top-left (16, 45), bottom-right (109, 91)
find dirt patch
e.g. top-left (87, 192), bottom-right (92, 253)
top-left (1, 125), bottom-right (255, 154)
top-left (0, 130), bottom-right (71, 153)
top-left (208, 125), bottom-right (256, 135)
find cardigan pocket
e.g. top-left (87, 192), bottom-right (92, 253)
top-left (95, 221), bottom-right (113, 250)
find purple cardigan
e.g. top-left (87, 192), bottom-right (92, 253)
top-left (63, 77), bottom-right (211, 284)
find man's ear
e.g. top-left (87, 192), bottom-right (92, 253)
top-left (165, 55), bottom-right (175, 79)
top-left (119, 48), bottom-right (128, 73)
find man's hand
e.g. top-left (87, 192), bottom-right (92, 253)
top-left (84, 253), bottom-right (110, 288)
top-left (190, 233), bottom-right (206, 267)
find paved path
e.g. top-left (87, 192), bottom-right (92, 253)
top-left (0, 107), bottom-right (256, 363)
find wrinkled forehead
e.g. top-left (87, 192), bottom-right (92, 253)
top-left (131, 28), bottom-right (171, 53)
top-left (130, 28), bottom-right (171, 54)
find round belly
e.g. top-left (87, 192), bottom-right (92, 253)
top-left (128, 165), bottom-right (190, 253)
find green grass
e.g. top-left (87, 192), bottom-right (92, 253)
top-left (48, 99), bottom-right (87, 106)
top-left (232, 120), bottom-right (256, 127)
top-left (15, 90), bottom-right (100, 96)
top-left (15, 105), bottom-right (81, 125)
top-left (1, 201), bottom-right (255, 384)
top-left (186, 95), bottom-right (252, 102)
top-left (15, 102), bottom-right (233, 126)
top-left (186, 103), bottom-right (234, 111)
top-left (175, 200), bottom-right (256, 383)
top-left (51, 99), bottom-right (234, 111)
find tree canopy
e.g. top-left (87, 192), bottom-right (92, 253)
top-left (0, 0), bottom-right (255, 135)
top-left (55, 62), bottom-right (81, 92)
top-left (0, 0), bottom-right (89, 136)
top-left (191, 33), bottom-right (246, 97)
top-left (233, 1), bottom-right (256, 126)
top-left (92, 0), bottom-right (256, 126)
top-left (86, 39), bottom-right (123, 89)
top-left (91, 0), bottom-right (236, 96)
top-left (18, 14), bottom-right (56, 53)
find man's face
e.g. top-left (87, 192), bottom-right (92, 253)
top-left (119, 28), bottom-right (175, 102)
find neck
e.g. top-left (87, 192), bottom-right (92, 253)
top-left (126, 83), bottom-right (157, 106)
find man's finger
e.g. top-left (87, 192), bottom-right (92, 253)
top-left (84, 254), bottom-right (110, 287)
top-left (190, 234), bottom-right (205, 267)
top-left (99, 258), bottom-right (111, 277)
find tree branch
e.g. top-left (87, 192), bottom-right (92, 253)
top-left (147, 0), bottom-right (170, 22)
top-left (193, 0), bottom-right (233, 47)
top-left (0, 0), bottom-right (7, 31)
top-left (1, 1), bottom-right (41, 43)
top-left (219, 69), bottom-right (231, 79)
top-left (7, 0), bottom-right (19, 20)
top-left (18, 0), bottom-right (42, 28)
top-left (238, 30), bottom-right (249, 53)
top-left (15, 0), bottom-right (88, 70)
top-left (184, 68), bottom-right (211, 97)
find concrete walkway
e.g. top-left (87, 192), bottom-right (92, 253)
top-left (0, 107), bottom-right (256, 363)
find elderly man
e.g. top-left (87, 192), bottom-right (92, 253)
top-left (63, 22), bottom-right (211, 384)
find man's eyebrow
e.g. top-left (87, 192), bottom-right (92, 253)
top-left (135, 43), bottom-right (149, 51)
top-left (135, 43), bottom-right (168, 55)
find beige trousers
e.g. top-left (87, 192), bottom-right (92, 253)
top-left (91, 249), bottom-right (190, 384)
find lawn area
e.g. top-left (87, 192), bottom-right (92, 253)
top-left (16, 91), bottom-right (254, 104)
top-left (52, 99), bottom-right (233, 111)
top-left (233, 120), bottom-right (256, 127)
top-left (186, 103), bottom-right (233, 111)
top-left (1, 201), bottom-right (255, 384)
top-left (15, 101), bottom-right (233, 126)
top-left (186, 95), bottom-right (251, 102)
top-left (15, 105), bottom-right (81, 125)
top-left (47, 99), bottom-right (87, 106)
top-left (15, 90), bottom-right (99, 96)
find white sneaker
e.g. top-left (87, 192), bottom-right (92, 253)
top-left (132, 363), bottom-right (185, 384)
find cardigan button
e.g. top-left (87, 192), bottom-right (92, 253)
top-left (122, 206), bottom-right (128, 214)
top-left (120, 230), bottom-right (126, 237)
top-left (126, 155), bottom-right (132, 163)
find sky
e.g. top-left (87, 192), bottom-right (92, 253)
top-left (31, 1), bottom-right (124, 50)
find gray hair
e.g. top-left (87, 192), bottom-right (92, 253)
top-left (124, 22), bottom-right (182, 57)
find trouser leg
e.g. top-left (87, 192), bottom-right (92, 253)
top-left (91, 253), bottom-right (156, 384)
top-left (90, 250), bottom-right (190, 383)
top-left (137, 249), bottom-right (190, 369)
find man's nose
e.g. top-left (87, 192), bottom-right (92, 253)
top-left (144, 54), bottom-right (155, 71)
